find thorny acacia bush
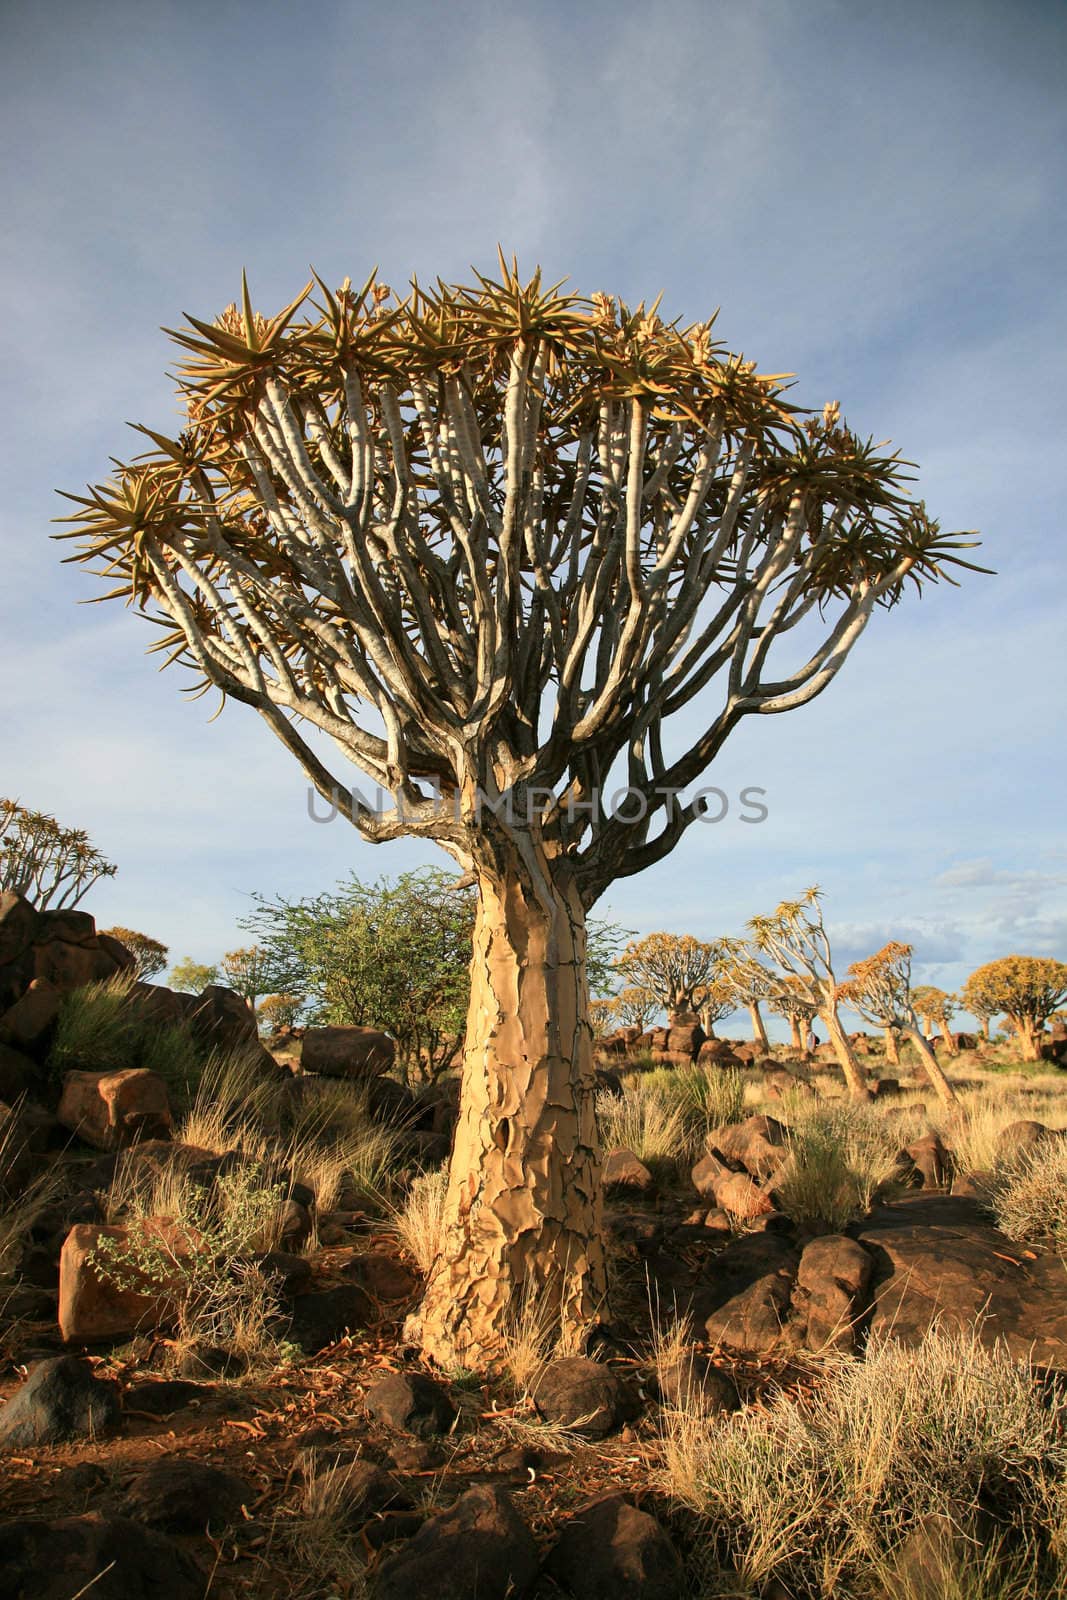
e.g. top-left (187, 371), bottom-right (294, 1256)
top-left (658, 1327), bottom-right (1067, 1599)
top-left (93, 1156), bottom-right (294, 1368)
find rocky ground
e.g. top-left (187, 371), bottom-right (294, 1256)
top-left (3, 892), bottom-right (1067, 1598)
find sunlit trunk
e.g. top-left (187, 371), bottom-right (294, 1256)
top-left (418, 836), bottom-right (605, 1369)
top-left (884, 1026), bottom-right (900, 1065)
top-left (748, 1000), bottom-right (769, 1052)
top-left (789, 1015), bottom-right (803, 1051)
top-left (939, 1020), bottom-right (958, 1055)
top-left (905, 1026), bottom-right (959, 1106)
top-left (822, 1005), bottom-right (872, 1102)
top-left (1014, 1017), bottom-right (1042, 1062)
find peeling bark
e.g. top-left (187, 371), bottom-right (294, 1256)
top-left (884, 1026), bottom-right (900, 1065)
top-left (418, 836), bottom-right (606, 1369)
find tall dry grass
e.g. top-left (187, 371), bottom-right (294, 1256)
top-left (657, 1327), bottom-right (1067, 1598)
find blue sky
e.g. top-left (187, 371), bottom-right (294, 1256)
top-left (1, 0), bottom-right (1064, 1030)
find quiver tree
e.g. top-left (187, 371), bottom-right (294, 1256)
top-left (718, 951), bottom-right (774, 1049)
top-left (695, 977), bottom-right (737, 1037)
top-left (837, 942), bottom-right (958, 1107)
top-left (725, 888), bottom-right (872, 1100)
top-left (1, 797), bottom-right (117, 910)
top-left (100, 926), bottom-right (169, 980)
top-left (766, 977), bottom-right (818, 1051)
top-left (615, 931), bottom-right (725, 1021)
top-left (961, 958), bottom-right (1067, 1062)
top-left (910, 985), bottom-right (959, 1054)
top-left (58, 259), bottom-right (980, 1367)
top-left (602, 985), bottom-right (659, 1031)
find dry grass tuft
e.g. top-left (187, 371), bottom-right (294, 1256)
top-left (657, 1327), bottom-right (1067, 1597)
top-left (387, 1165), bottom-right (448, 1276)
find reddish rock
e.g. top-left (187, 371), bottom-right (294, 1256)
top-left (697, 1039), bottom-right (743, 1069)
top-left (603, 1147), bottom-right (655, 1195)
top-left (994, 1120), bottom-right (1063, 1162)
top-left (59, 1220), bottom-right (194, 1342)
top-left (906, 1133), bottom-right (952, 1190)
top-left (187, 984), bottom-right (258, 1051)
top-left (702, 1233), bottom-right (799, 1357)
top-left (532, 1357), bottom-right (640, 1440)
top-left (692, 1151), bottom-right (774, 1218)
top-left (710, 1114), bottom-right (789, 1179)
top-left (656, 1350), bottom-right (739, 1412)
top-left (0, 977), bottom-right (62, 1051)
top-left (0, 1040), bottom-right (36, 1099)
top-left (33, 937), bottom-right (123, 990)
top-left (58, 1068), bottom-right (172, 1150)
top-left (301, 1024), bottom-right (395, 1079)
top-left (545, 1493), bottom-right (684, 1600)
top-left (859, 1204), bottom-right (1067, 1367)
top-left (0, 891), bottom-right (40, 966)
top-left (666, 1021), bottom-right (706, 1061)
top-left (373, 1485), bottom-right (538, 1600)
top-left (792, 1234), bottom-right (872, 1353)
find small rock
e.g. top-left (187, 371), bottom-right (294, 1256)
top-left (366, 1370), bottom-right (457, 1438)
top-left (906, 1133), bottom-right (952, 1190)
top-left (344, 1251), bottom-right (419, 1301)
top-left (995, 1120), bottom-right (1062, 1162)
top-left (122, 1457), bottom-right (253, 1532)
top-left (57, 1068), bottom-right (172, 1151)
top-left (0, 1355), bottom-right (120, 1448)
top-left (531, 1357), bottom-right (640, 1440)
top-left (59, 1220), bottom-right (191, 1343)
top-left (603, 1147), bottom-right (655, 1195)
top-left (373, 1484), bottom-right (538, 1600)
top-left (545, 1493), bottom-right (684, 1600)
top-left (302, 1024), bottom-right (395, 1079)
top-left (125, 1379), bottom-right (215, 1415)
top-left (256, 1249), bottom-right (313, 1296)
top-left (656, 1350), bottom-right (739, 1413)
top-left (287, 1283), bottom-right (374, 1353)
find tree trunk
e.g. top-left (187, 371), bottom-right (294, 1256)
top-left (748, 1001), bottom-right (769, 1052)
top-left (905, 1027), bottom-right (959, 1106)
top-left (417, 841), bottom-right (605, 1370)
top-left (980, 1017), bottom-right (991, 1042)
top-left (1013, 1016), bottom-right (1042, 1062)
top-left (822, 1006), bottom-right (872, 1102)
top-left (938, 1021), bottom-right (958, 1056)
top-left (788, 1015), bottom-right (803, 1051)
top-left (884, 1026), bottom-right (900, 1065)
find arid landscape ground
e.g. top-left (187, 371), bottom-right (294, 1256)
top-left (3, 908), bottom-right (1067, 1600)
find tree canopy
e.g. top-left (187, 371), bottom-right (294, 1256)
top-left (1, 797), bottom-right (116, 910)
top-left (961, 957), bottom-right (1067, 1061)
top-left (58, 259), bottom-right (983, 903)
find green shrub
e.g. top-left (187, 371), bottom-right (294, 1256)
top-left (48, 973), bottom-right (204, 1110)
